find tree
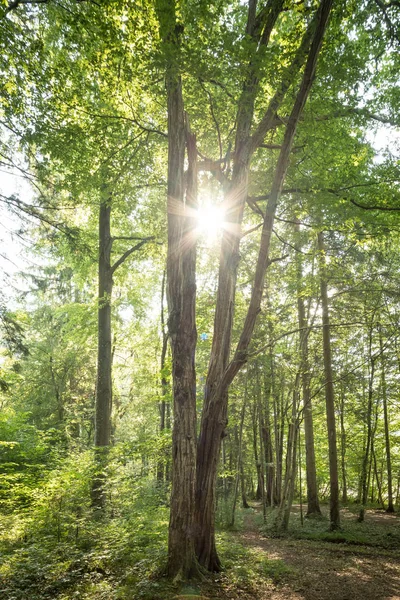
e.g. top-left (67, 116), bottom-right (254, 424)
top-left (317, 231), bottom-right (340, 530)
top-left (155, 0), bottom-right (335, 572)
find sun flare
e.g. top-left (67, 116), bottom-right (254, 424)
top-left (196, 204), bottom-right (225, 240)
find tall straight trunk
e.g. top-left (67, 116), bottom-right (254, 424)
top-left (295, 222), bottom-right (321, 516)
top-left (252, 399), bottom-right (264, 501)
top-left (230, 385), bottom-right (247, 526)
top-left (272, 358), bottom-right (282, 506)
top-left (241, 460), bottom-right (250, 508)
top-left (359, 327), bottom-right (375, 522)
top-left (339, 386), bottom-right (348, 504)
top-left (195, 1), bottom-right (334, 569)
top-left (372, 448), bottom-right (384, 508)
top-left (166, 113), bottom-right (199, 578)
top-left (257, 366), bottom-right (267, 521)
top-left (275, 380), bottom-right (299, 532)
top-left (317, 231), bottom-right (340, 530)
top-left (262, 371), bottom-right (275, 506)
top-left (92, 198), bottom-right (113, 509)
top-left (380, 327), bottom-right (394, 512)
top-left (157, 0), bottom-right (199, 577)
top-left (157, 270), bottom-right (169, 482)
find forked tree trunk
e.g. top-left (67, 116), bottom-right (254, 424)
top-left (317, 231), bottom-right (340, 530)
top-left (194, 2), bottom-right (334, 569)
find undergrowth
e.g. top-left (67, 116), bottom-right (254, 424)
top-left (260, 504), bottom-right (400, 551)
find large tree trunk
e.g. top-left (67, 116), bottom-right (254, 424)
top-left (92, 197), bottom-right (113, 509)
top-left (295, 223), bottom-right (321, 517)
top-left (317, 231), bottom-right (340, 530)
top-left (194, 1), bottom-right (334, 570)
top-left (166, 107), bottom-right (199, 577)
top-left (156, 0), bottom-right (199, 577)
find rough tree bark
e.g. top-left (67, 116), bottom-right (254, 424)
top-left (194, 0), bottom-right (334, 570)
top-left (317, 231), bottom-right (340, 530)
top-left (156, 0), bottom-right (200, 578)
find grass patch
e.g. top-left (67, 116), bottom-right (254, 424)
top-left (213, 531), bottom-right (292, 592)
top-left (261, 505), bottom-right (400, 551)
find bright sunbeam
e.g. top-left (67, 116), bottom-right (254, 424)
top-left (196, 204), bottom-right (225, 240)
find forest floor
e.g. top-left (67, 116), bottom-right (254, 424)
top-left (197, 504), bottom-right (400, 600)
top-left (2, 502), bottom-right (400, 600)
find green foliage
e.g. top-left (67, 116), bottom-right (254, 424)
top-left (1, 0), bottom-right (400, 596)
top-left (0, 446), bottom-right (170, 600)
top-left (216, 531), bottom-right (292, 588)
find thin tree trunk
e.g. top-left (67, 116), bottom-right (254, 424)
top-left (372, 448), bottom-right (384, 508)
top-left (380, 327), bottom-right (394, 512)
top-left (275, 380), bottom-right (300, 532)
top-left (272, 359), bottom-right (282, 506)
top-left (295, 222), bottom-right (321, 517)
top-left (157, 270), bottom-right (169, 482)
top-left (252, 398), bottom-right (264, 501)
top-left (257, 366), bottom-right (267, 522)
top-left (339, 387), bottom-right (348, 504)
top-left (298, 427), bottom-right (304, 526)
top-left (230, 382), bottom-right (248, 526)
top-left (262, 370), bottom-right (275, 506)
top-left (359, 327), bottom-right (375, 523)
top-left (241, 460), bottom-right (250, 509)
top-left (318, 231), bottom-right (340, 530)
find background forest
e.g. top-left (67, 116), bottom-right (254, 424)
top-left (1, 0), bottom-right (400, 599)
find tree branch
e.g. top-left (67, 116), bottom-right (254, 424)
top-left (272, 107), bottom-right (400, 128)
top-left (5, 0), bottom-right (48, 14)
top-left (111, 237), bottom-right (155, 273)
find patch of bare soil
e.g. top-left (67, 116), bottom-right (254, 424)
top-left (205, 508), bottom-right (400, 600)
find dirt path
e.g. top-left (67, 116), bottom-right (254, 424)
top-left (204, 508), bottom-right (400, 600)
